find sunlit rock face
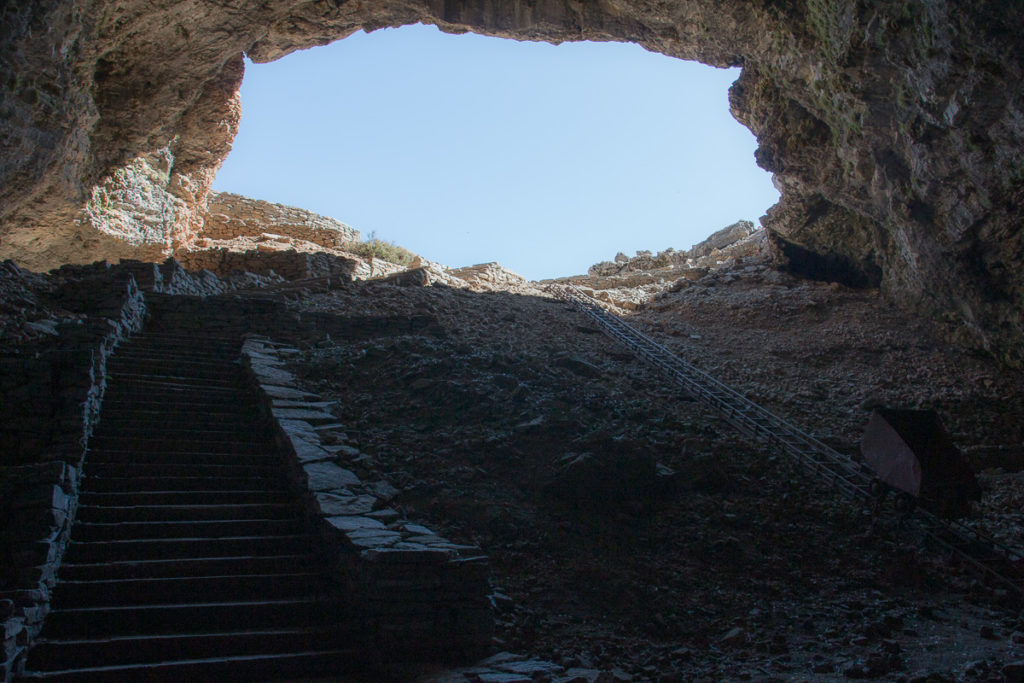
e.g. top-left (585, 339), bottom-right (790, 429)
top-left (1, 1), bottom-right (1022, 363)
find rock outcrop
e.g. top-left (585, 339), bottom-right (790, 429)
top-left (588, 220), bottom-right (759, 278)
top-left (177, 191), bottom-right (385, 280)
top-left (2, 1), bottom-right (1023, 363)
top-left (199, 192), bottom-right (360, 248)
top-left (380, 256), bottom-right (543, 295)
top-left (174, 192), bottom-right (399, 281)
top-left (563, 220), bottom-right (767, 311)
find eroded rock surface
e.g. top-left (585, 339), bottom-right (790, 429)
top-left (199, 192), bottom-right (360, 247)
top-left (555, 220), bottom-right (766, 311)
top-left (2, 1), bottom-right (1024, 362)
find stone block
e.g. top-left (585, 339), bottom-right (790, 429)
top-left (315, 492), bottom-right (377, 516)
top-left (273, 399), bottom-right (334, 410)
top-left (245, 351), bottom-right (284, 366)
top-left (324, 516), bottom-right (386, 533)
top-left (19, 602), bottom-right (49, 627)
top-left (302, 462), bottom-right (360, 491)
top-left (277, 418), bottom-right (317, 438)
top-left (289, 434), bottom-right (332, 464)
top-left (344, 529), bottom-right (403, 548)
top-left (273, 407), bottom-right (336, 423)
top-left (251, 365), bottom-right (295, 385)
top-left (476, 672), bottom-right (532, 682)
top-left (361, 547), bottom-right (456, 564)
top-left (262, 384), bottom-right (318, 400)
top-left (312, 422), bottom-right (347, 432)
top-left (366, 508), bottom-right (400, 522)
top-left (497, 659), bottom-right (564, 676)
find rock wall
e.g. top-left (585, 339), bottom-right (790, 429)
top-left (587, 220), bottom-right (762, 278)
top-left (200, 192), bottom-right (360, 247)
top-left (0, 266), bottom-right (145, 678)
top-left (1, 1), bottom-right (1023, 363)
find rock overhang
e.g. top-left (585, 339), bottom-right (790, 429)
top-left (1, 0), bottom-right (1023, 364)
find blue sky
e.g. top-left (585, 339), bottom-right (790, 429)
top-left (213, 24), bottom-right (779, 280)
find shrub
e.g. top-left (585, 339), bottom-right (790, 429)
top-left (342, 231), bottom-right (418, 267)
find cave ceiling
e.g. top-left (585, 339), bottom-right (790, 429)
top-left (1, 0), bottom-right (1022, 364)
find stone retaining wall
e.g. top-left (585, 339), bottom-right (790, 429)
top-left (241, 336), bottom-right (494, 661)
top-left (0, 266), bottom-right (146, 680)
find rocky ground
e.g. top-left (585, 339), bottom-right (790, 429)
top-left (3, 250), bottom-right (1023, 681)
top-left (282, 255), bottom-right (1024, 682)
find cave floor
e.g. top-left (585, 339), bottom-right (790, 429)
top-left (5, 259), bottom-right (1022, 681)
top-left (283, 264), bottom-right (1024, 682)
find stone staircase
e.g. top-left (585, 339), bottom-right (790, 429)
top-left (17, 329), bottom-right (359, 681)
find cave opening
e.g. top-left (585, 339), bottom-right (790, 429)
top-left (212, 23), bottom-right (779, 280)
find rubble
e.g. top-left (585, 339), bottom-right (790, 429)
top-left (282, 252), bottom-right (1023, 681)
top-left (1, 227), bottom-right (1022, 679)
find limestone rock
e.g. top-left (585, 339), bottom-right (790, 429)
top-left (448, 262), bottom-right (529, 292)
top-left (587, 261), bottom-right (622, 278)
top-left (301, 462), bottom-right (361, 491)
top-left (200, 192), bottom-right (359, 248)
top-left (315, 492), bottom-right (377, 516)
top-left (688, 220), bottom-right (756, 260)
top-left (2, 0), bottom-right (1024, 363)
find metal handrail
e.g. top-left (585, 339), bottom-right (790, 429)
top-left (551, 283), bottom-right (1023, 598)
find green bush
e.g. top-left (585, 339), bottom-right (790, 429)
top-left (342, 231), bottom-right (418, 267)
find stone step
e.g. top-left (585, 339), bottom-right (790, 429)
top-left (64, 535), bottom-right (316, 564)
top-left (103, 370), bottom-right (239, 387)
top-left (110, 344), bottom-right (235, 358)
top-left (72, 517), bottom-right (305, 542)
top-left (98, 394), bottom-right (255, 412)
top-left (88, 436), bottom-right (273, 455)
top-left (128, 330), bottom-right (241, 344)
top-left (111, 350), bottom-right (240, 366)
top-left (25, 627), bottom-right (352, 674)
top-left (83, 475), bottom-right (287, 493)
top-left (88, 432), bottom-right (272, 454)
top-left (94, 414), bottom-right (264, 432)
top-left (86, 462), bottom-right (280, 479)
top-left (76, 503), bottom-right (300, 524)
top-left (97, 401), bottom-right (256, 418)
top-left (103, 368), bottom-right (241, 385)
top-left (102, 383), bottom-right (244, 400)
top-left (38, 598), bottom-right (338, 640)
top-left (84, 449), bottom-right (280, 467)
top-left (120, 335), bottom-right (241, 351)
top-left (59, 554), bottom-right (318, 582)
top-left (17, 648), bottom-right (361, 682)
top-left (109, 352), bottom-right (241, 368)
top-left (89, 425), bottom-right (272, 443)
top-left (52, 572), bottom-right (327, 608)
top-left (112, 348), bottom-right (239, 362)
top-left (107, 352), bottom-right (240, 370)
top-left (18, 319), bottom-right (366, 681)
top-left (79, 490), bottom-right (292, 507)
top-left (106, 371), bottom-right (239, 387)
